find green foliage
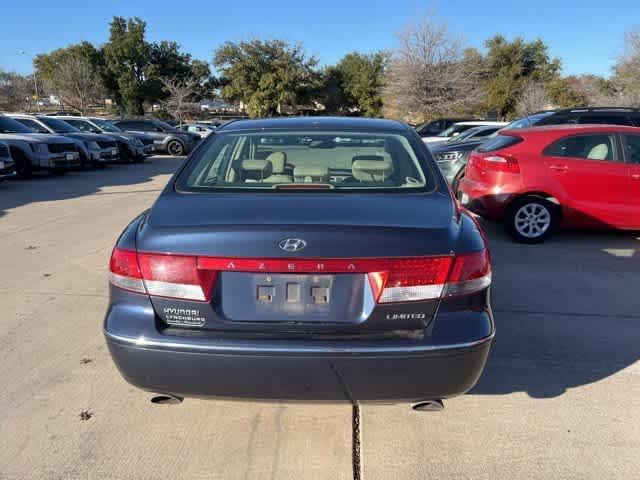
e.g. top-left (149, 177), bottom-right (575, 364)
top-left (329, 52), bottom-right (386, 117)
top-left (101, 17), bottom-right (214, 114)
top-left (214, 39), bottom-right (318, 117)
top-left (484, 35), bottom-right (561, 118)
top-left (546, 77), bottom-right (585, 107)
top-left (102, 17), bottom-right (150, 114)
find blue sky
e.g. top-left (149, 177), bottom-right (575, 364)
top-left (1, 0), bottom-right (639, 77)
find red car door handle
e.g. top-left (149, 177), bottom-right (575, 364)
top-left (632, 174), bottom-right (640, 180)
top-left (549, 164), bottom-right (569, 173)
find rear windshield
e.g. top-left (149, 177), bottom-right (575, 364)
top-left (176, 130), bottom-right (432, 192)
top-left (477, 134), bottom-right (522, 152)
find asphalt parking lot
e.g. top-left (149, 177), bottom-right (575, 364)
top-left (0, 156), bottom-right (638, 480)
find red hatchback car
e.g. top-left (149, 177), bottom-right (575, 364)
top-left (459, 125), bottom-right (640, 242)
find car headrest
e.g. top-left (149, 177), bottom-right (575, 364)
top-left (352, 159), bottom-right (393, 182)
top-left (587, 144), bottom-right (609, 160)
top-left (241, 159), bottom-right (273, 181)
top-left (266, 152), bottom-right (286, 173)
top-left (293, 165), bottom-right (329, 183)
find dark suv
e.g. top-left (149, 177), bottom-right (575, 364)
top-left (114, 119), bottom-right (200, 156)
top-left (531, 107), bottom-right (640, 127)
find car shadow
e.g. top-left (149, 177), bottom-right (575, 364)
top-left (470, 219), bottom-right (640, 398)
top-left (0, 156), bottom-right (184, 219)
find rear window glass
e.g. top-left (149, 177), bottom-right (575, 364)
top-left (176, 130), bottom-right (431, 192)
top-left (477, 135), bottom-right (522, 152)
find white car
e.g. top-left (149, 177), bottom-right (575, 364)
top-left (422, 121), bottom-right (508, 143)
top-left (178, 123), bottom-right (217, 139)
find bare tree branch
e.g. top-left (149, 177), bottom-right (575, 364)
top-left (50, 55), bottom-right (104, 114)
top-left (383, 16), bottom-right (486, 120)
top-left (515, 81), bottom-right (552, 116)
top-left (159, 76), bottom-right (198, 123)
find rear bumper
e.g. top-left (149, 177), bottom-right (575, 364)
top-left (104, 325), bottom-right (493, 402)
top-left (459, 178), bottom-right (516, 220)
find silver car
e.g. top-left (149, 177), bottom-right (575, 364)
top-left (0, 116), bottom-right (80, 177)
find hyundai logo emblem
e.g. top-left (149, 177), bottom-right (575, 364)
top-left (279, 238), bottom-right (307, 253)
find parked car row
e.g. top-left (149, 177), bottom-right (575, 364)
top-left (0, 115), bottom-right (202, 180)
top-left (425, 108), bottom-right (640, 243)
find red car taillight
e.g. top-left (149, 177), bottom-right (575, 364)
top-left (109, 249), bottom-right (491, 303)
top-left (473, 153), bottom-right (520, 174)
top-left (108, 248), bottom-right (216, 301)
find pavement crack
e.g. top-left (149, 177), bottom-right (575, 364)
top-left (352, 404), bottom-right (362, 480)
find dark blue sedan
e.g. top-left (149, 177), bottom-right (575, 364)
top-left (104, 117), bottom-right (494, 405)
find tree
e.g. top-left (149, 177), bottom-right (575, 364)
top-left (326, 52), bottom-right (386, 117)
top-left (101, 17), bottom-right (212, 115)
top-left (213, 39), bottom-right (318, 117)
top-left (383, 16), bottom-right (486, 121)
top-left (188, 60), bottom-right (217, 101)
top-left (160, 76), bottom-right (198, 124)
top-left (515, 81), bottom-right (552, 116)
top-left (34, 42), bottom-right (104, 114)
top-left (562, 75), bottom-right (617, 106)
top-left (101, 17), bottom-right (151, 114)
top-left (546, 77), bottom-right (586, 108)
top-left (484, 35), bottom-right (561, 119)
top-left (611, 30), bottom-right (640, 106)
top-left (0, 70), bottom-right (33, 111)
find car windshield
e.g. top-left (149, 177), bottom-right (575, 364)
top-left (63, 119), bottom-right (101, 133)
top-left (92, 118), bottom-right (122, 132)
top-left (437, 124), bottom-right (474, 137)
top-left (0, 116), bottom-right (34, 134)
top-left (177, 130), bottom-right (431, 192)
top-left (39, 117), bottom-right (79, 133)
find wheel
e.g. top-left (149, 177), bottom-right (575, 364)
top-left (167, 140), bottom-right (185, 156)
top-left (506, 196), bottom-right (559, 243)
top-left (12, 149), bottom-right (32, 179)
top-left (78, 151), bottom-right (89, 169)
top-left (119, 144), bottom-right (133, 164)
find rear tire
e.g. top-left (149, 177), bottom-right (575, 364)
top-left (119, 145), bottom-right (133, 164)
top-left (506, 196), bottom-right (559, 243)
top-left (167, 140), bottom-right (185, 156)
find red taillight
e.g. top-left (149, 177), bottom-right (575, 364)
top-left (478, 154), bottom-right (520, 173)
top-left (109, 248), bottom-right (145, 294)
top-left (109, 249), bottom-right (491, 303)
top-left (109, 248), bottom-right (216, 301)
top-left (443, 250), bottom-right (492, 297)
top-left (373, 257), bottom-right (453, 303)
top-left (137, 253), bottom-right (217, 301)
